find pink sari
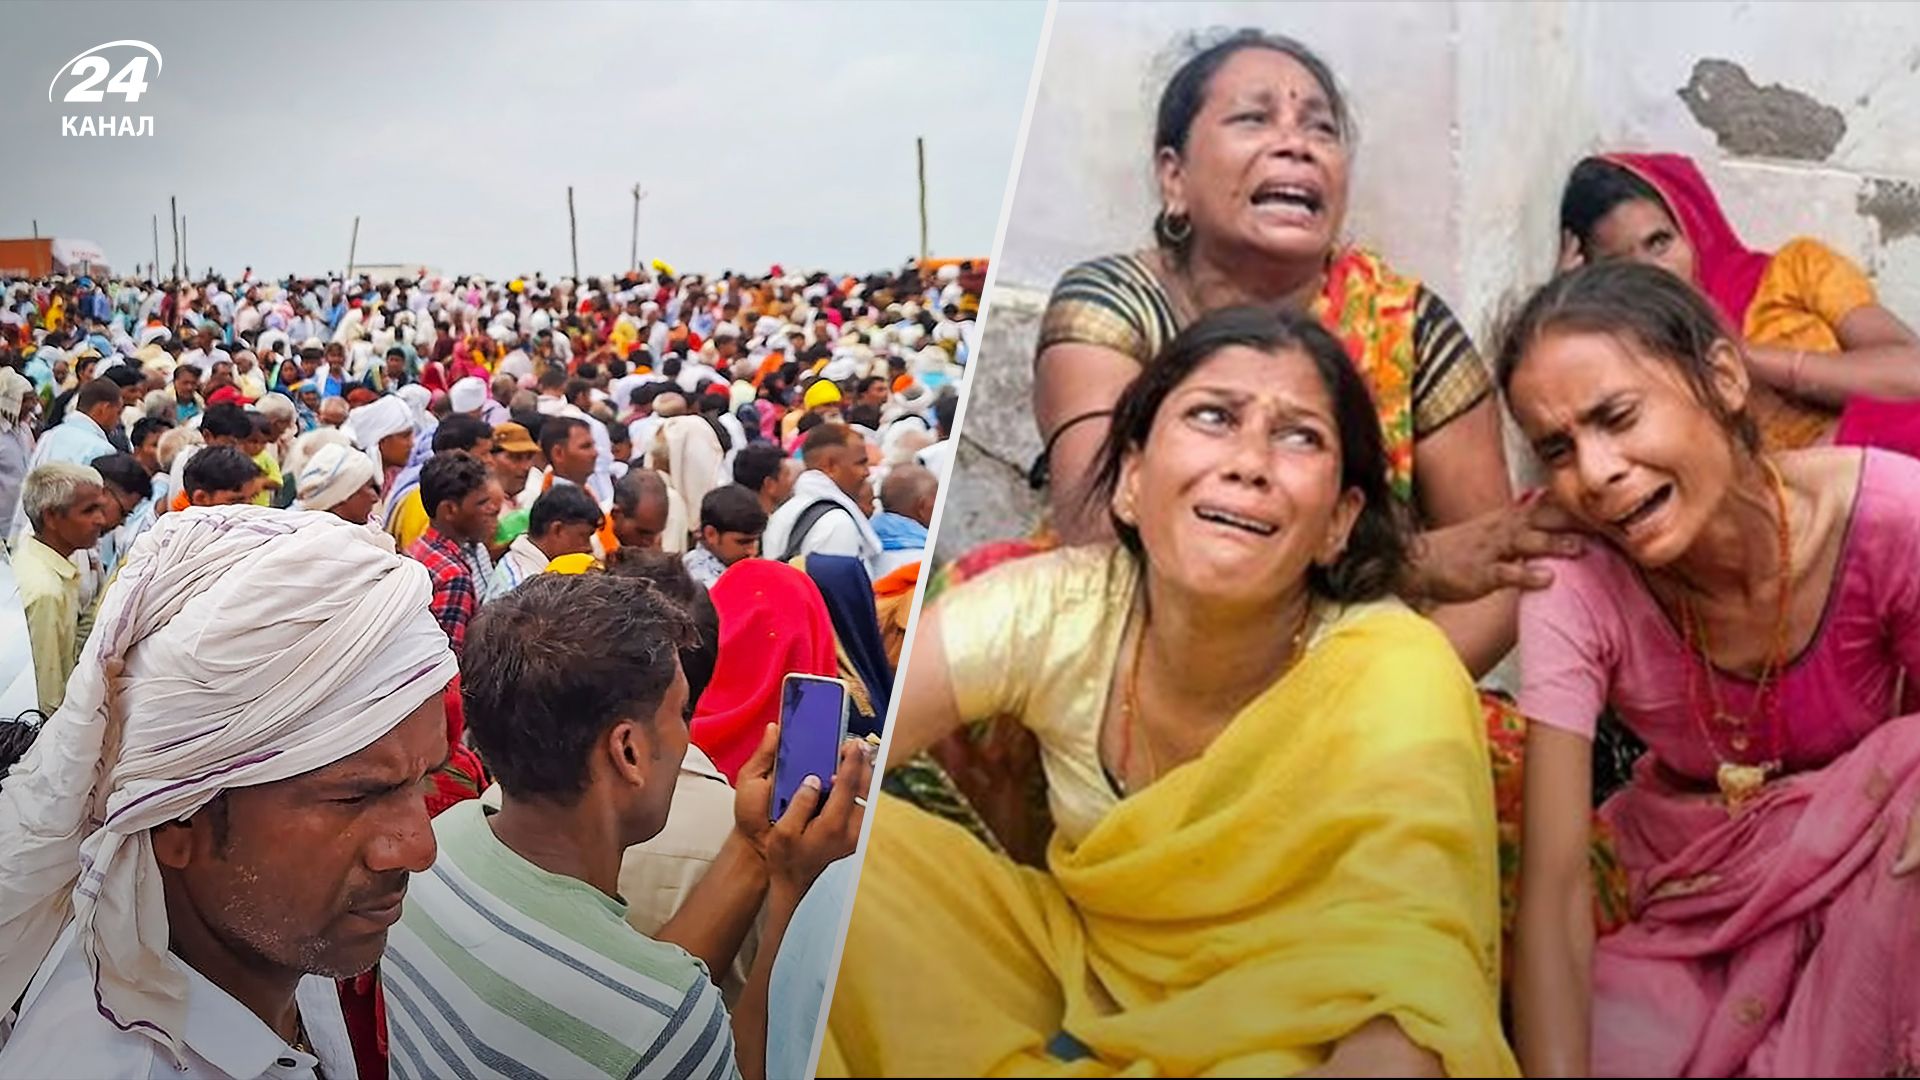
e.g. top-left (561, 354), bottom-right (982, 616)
top-left (1592, 718), bottom-right (1920, 1076)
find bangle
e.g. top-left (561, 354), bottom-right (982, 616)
top-left (1788, 349), bottom-right (1808, 396)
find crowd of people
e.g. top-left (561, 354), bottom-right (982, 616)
top-left (825, 28), bottom-right (1920, 1080)
top-left (0, 257), bottom-right (973, 1078)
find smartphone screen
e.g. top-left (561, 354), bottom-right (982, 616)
top-left (773, 675), bottom-right (849, 821)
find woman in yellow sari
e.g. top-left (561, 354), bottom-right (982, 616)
top-left (823, 307), bottom-right (1517, 1077)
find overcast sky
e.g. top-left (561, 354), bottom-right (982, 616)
top-left (1, 1), bottom-right (1043, 280)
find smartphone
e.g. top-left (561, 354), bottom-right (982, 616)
top-left (772, 673), bottom-right (850, 822)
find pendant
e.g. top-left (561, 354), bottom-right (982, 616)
top-left (1716, 761), bottom-right (1775, 813)
top-left (1715, 711), bottom-right (1747, 728)
top-left (1730, 733), bottom-right (1750, 752)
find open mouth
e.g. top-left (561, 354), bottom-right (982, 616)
top-left (1250, 180), bottom-right (1324, 217)
top-left (1609, 483), bottom-right (1673, 533)
top-left (1194, 505), bottom-right (1279, 537)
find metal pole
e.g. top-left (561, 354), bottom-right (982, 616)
top-left (30, 220), bottom-right (37, 240)
top-left (347, 216), bottom-right (360, 282)
top-left (630, 183), bottom-right (642, 274)
top-left (152, 214), bottom-right (160, 282)
top-left (916, 137), bottom-right (929, 263)
top-left (181, 215), bottom-right (188, 281)
top-left (568, 186), bottom-right (580, 281)
top-left (169, 197), bottom-right (179, 280)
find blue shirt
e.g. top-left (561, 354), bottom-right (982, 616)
top-left (765, 856), bottom-right (859, 1080)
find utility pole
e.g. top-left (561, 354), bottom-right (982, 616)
top-left (151, 214), bottom-right (160, 283)
top-left (181, 215), bottom-right (188, 280)
top-left (169, 196), bottom-right (179, 280)
top-left (347, 215), bottom-right (360, 282)
top-left (568, 186), bottom-right (580, 281)
top-left (30, 220), bottom-right (37, 239)
top-left (631, 183), bottom-right (648, 274)
top-left (916, 136), bottom-right (929, 263)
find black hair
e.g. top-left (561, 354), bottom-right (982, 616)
top-left (800, 419), bottom-right (853, 467)
top-left (461, 574), bottom-right (694, 800)
top-left (1152, 29), bottom-right (1351, 252)
top-left (529, 482), bottom-right (605, 538)
top-left (602, 548), bottom-right (719, 718)
top-left (249, 413), bottom-right (275, 437)
top-left (130, 416), bottom-right (174, 452)
top-left (102, 364), bottom-right (144, 389)
top-left (732, 443), bottom-right (784, 495)
top-left (201, 403), bottom-right (254, 441)
top-left (1091, 305), bottom-right (1407, 602)
top-left (661, 356), bottom-right (683, 380)
top-left (76, 377), bottom-right (122, 415)
top-left (0, 718), bottom-right (41, 782)
top-left (537, 367), bottom-right (568, 391)
top-left (795, 410), bottom-right (827, 437)
top-left (1493, 260), bottom-right (1760, 454)
top-left (385, 346), bottom-right (408, 360)
top-left (433, 413), bottom-right (494, 453)
top-left (420, 450), bottom-right (492, 518)
top-left (539, 415), bottom-right (589, 460)
top-left (933, 390), bottom-right (958, 437)
top-left (1560, 157), bottom-right (1669, 252)
top-left (845, 404), bottom-right (882, 430)
top-left (564, 377), bottom-right (594, 402)
top-left (856, 374), bottom-right (886, 397)
top-left (183, 445), bottom-right (262, 496)
top-left (613, 466), bottom-right (669, 515)
top-left (90, 452), bottom-right (148, 499)
top-left (699, 483), bottom-right (767, 535)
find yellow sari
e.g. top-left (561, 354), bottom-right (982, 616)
top-left (822, 546), bottom-right (1516, 1077)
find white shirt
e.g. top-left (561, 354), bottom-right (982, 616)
top-left (760, 469), bottom-right (881, 574)
top-left (916, 438), bottom-right (953, 479)
top-left (0, 924), bottom-right (359, 1080)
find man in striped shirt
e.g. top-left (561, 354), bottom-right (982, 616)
top-left (383, 573), bottom-right (867, 1080)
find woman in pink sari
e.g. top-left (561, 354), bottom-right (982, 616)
top-left (1505, 261), bottom-right (1920, 1077)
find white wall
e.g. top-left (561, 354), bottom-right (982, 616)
top-left (941, 0), bottom-right (1920, 556)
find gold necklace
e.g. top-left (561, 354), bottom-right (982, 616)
top-left (1676, 460), bottom-right (1794, 813)
top-left (1119, 598), bottom-right (1314, 792)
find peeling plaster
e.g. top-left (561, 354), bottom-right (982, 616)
top-left (1860, 179), bottom-right (1920, 243)
top-left (1678, 59), bottom-right (1846, 160)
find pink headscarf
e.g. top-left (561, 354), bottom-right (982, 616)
top-left (1603, 152), bottom-right (1773, 331)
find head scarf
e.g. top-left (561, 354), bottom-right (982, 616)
top-left (792, 554), bottom-right (892, 737)
top-left (0, 506), bottom-right (457, 1063)
top-left (0, 367), bottom-right (32, 426)
top-left (295, 441), bottom-right (379, 512)
top-left (689, 559), bottom-right (838, 782)
top-left (658, 415), bottom-right (726, 524)
top-left (1599, 152), bottom-right (1772, 331)
top-left (447, 376), bottom-right (487, 415)
top-left (341, 395), bottom-right (413, 482)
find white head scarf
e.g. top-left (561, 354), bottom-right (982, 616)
top-left (0, 367), bottom-right (32, 426)
top-left (447, 377), bottom-right (487, 415)
top-left (295, 441), bottom-right (379, 512)
top-left (342, 396), bottom-right (413, 478)
top-left (0, 506), bottom-right (457, 1062)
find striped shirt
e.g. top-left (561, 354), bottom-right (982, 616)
top-left (381, 801), bottom-right (740, 1080)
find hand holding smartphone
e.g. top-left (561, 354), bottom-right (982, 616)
top-left (772, 673), bottom-right (851, 822)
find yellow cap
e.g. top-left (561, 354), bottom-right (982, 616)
top-left (803, 380), bottom-right (842, 410)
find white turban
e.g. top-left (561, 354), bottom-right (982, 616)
top-left (283, 426), bottom-right (352, 482)
top-left (342, 395), bottom-right (413, 477)
top-left (0, 506), bottom-right (457, 1061)
top-left (448, 376), bottom-right (487, 415)
top-left (295, 441), bottom-right (379, 511)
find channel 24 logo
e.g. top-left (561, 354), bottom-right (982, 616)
top-left (48, 40), bottom-right (162, 138)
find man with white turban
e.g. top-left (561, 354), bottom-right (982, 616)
top-left (339, 395), bottom-right (414, 500)
top-left (0, 506), bottom-right (458, 1078)
top-left (294, 441), bottom-right (381, 525)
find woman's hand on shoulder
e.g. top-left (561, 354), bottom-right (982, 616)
top-left (1406, 492), bottom-right (1587, 606)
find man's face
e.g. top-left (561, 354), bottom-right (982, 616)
top-left (134, 431), bottom-right (163, 474)
top-left (206, 363), bottom-right (235, 393)
top-left (614, 494), bottom-right (668, 550)
top-left (325, 345), bottom-right (345, 367)
top-left (824, 441), bottom-right (870, 502)
top-left (192, 485), bottom-right (254, 508)
top-left (175, 368), bottom-right (200, 400)
top-left (241, 431), bottom-right (269, 458)
top-left (621, 665), bottom-right (690, 840)
top-left (195, 329), bottom-right (213, 351)
top-left (540, 519), bottom-right (598, 559)
top-left (102, 483), bottom-right (142, 528)
top-left (493, 449), bottom-right (536, 496)
top-left (152, 696), bottom-right (447, 980)
top-left (332, 481), bottom-right (380, 525)
top-left (703, 525), bottom-right (760, 565)
top-left (860, 381), bottom-right (889, 409)
top-left (773, 458), bottom-right (802, 507)
top-left (301, 353), bottom-right (322, 377)
top-left (385, 354), bottom-right (407, 380)
top-left (378, 430), bottom-right (414, 469)
top-left (445, 479), bottom-right (504, 545)
top-left (44, 484), bottom-right (112, 551)
top-left (554, 425), bottom-right (596, 484)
